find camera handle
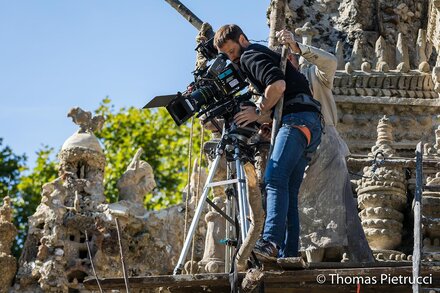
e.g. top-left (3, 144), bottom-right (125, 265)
top-left (173, 129), bottom-right (250, 275)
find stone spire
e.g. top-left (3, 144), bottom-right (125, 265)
top-left (370, 115), bottom-right (395, 158)
top-left (335, 41), bottom-right (345, 70)
top-left (350, 39), bottom-right (363, 70)
top-left (375, 36), bottom-right (390, 72)
top-left (396, 33), bottom-right (410, 72)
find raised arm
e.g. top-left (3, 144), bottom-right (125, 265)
top-left (277, 29), bottom-right (337, 89)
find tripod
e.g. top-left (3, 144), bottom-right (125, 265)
top-left (173, 125), bottom-right (254, 275)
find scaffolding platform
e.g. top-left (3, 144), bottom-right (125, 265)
top-left (83, 261), bottom-right (440, 292)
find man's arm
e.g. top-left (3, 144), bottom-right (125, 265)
top-left (277, 30), bottom-right (337, 89)
top-left (240, 50), bottom-right (286, 112)
top-left (260, 80), bottom-right (285, 112)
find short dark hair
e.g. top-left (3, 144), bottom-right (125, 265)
top-left (214, 24), bottom-right (248, 49)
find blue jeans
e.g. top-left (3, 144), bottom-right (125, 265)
top-left (263, 111), bottom-right (322, 257)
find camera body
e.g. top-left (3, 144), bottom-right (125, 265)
top-left (166, 53), bottom-right (248, 126)
top-left (143, 39), bottom-right (259, 141)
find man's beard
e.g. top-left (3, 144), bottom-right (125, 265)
top-left (232, 44), bottom-right (245, 64)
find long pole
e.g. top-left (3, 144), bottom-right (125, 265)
top-left (269, 46), bottom-right (288, 156)
top-left (85, 231), bottom-right (103, 293)
top-left (115, 217), bottom-right (130, 293)
top-left (164, 0), bottom-right (204, 31)
top-left (267, 0), bottom-right (288, 156)
top-left (412, 142), bottom-right (423, 293)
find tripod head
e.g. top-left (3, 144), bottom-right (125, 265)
top-left (203, 121), bottom-right (258, 165)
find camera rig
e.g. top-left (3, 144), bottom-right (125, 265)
top-left (143, 40), bottom-right (253, 130)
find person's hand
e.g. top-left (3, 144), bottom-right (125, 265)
top-left (234, 105), bottom-right (259, 127)
top-left (276, 29), bottom-right (301, 53)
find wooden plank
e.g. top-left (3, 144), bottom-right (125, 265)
top-left (84, 273), bottom-right (234, 290)
top-left (306, 261), bottom-right (411, 269)
top-left (84, 266), bottom-right (440, 291)
top-left (277, 257), bottom-right (307, 269)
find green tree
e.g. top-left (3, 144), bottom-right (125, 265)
top-left (96, 98), bottom-right (209, 210)
top-left (0, 138), bottom-right (26, 197)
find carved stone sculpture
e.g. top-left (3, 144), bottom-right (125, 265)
top-left (0, 196), bottom-right (17, 293)
top-left (13, 108), bottom-right (207, 292)
top-left (357, 116), bottom-right (407, 251)
top-left (198, 196), bottom-right (225, 273)
top-left (117, 148), bottom-right (156, 204)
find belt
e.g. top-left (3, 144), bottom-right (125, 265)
top-left (284, 93), bottom-right (321, 112)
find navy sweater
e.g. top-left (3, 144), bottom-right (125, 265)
top-left (239, 43), bottom-right (318, 114)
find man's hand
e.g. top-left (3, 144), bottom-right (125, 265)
top-left (234, 105), bottom-right (259, 127)
top-left (276, 29), bottom-right (301, 54)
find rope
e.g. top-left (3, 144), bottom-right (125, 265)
top-left (85, 231), bottom-right (103, 293)
top-left (189, 126), bottom-right (205, 274)
top-left (183, 117), bottom-right (195, 251)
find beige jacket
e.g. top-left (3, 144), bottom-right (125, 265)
top-left (297, 43), bottom-right (338, 127)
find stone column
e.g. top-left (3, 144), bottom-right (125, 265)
top-left (357, 116), bottom-right (407, 254)
top-left (198, 197), bottom-right (225, 273)
top-left (0, 196), bottom-right (17, 293)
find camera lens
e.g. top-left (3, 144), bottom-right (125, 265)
top-left (190, 85), bottom-right (217, 110)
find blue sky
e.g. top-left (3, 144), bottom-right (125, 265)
top-left (0, 1), bottom-right (270, 168)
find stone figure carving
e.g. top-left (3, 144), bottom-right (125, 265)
top-left (67, 107), bottom-right (105, 133)
top-left (117, 148), bottom-right (156, 204)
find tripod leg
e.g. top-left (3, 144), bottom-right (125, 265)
top-left (235, 152), bottom-right (249, 240)
top-left (173, 154), bottom-right (223, 275)
top-left (236, 163), bottom-right (265, 271)
top-left (239, 163), bottom-right (250, 229)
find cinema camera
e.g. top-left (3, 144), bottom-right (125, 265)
top-left (143, 39), bottom-right (256, 136)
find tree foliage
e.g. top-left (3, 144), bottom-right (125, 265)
top-left (95, 98), bottom-right (209, 210)
top-left (0, 138), bottom-right (26, 197)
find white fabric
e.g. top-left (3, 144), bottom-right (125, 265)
top-left (297, 43), bottom-right (339, 127)
top-left (297, 43), bottom-right (351, 251)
